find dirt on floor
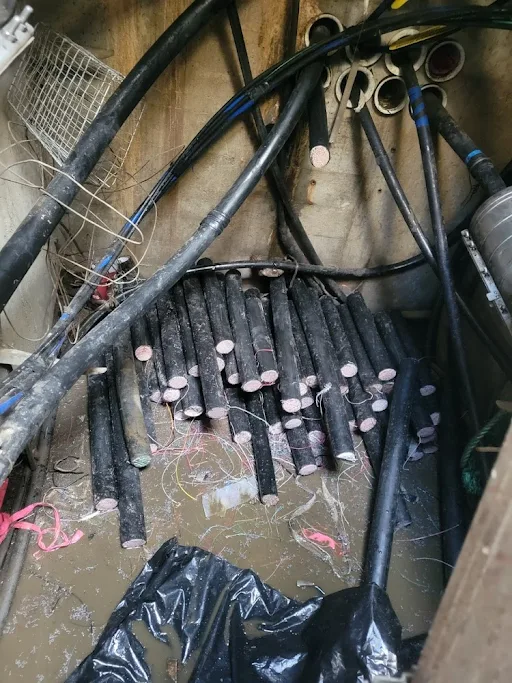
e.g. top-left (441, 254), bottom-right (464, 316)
top-left (0, 378), bottom-right (443, 681)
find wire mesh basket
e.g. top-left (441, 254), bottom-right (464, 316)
top-left (8, 24), bottom-right (143, 187)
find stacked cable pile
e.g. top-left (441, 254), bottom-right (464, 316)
top-left (87, 266), bottom-right (440, 541)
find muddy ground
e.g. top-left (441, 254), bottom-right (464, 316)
top-left (0, 378), bottom-right (443, 681)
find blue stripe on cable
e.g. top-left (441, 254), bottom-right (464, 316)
top-left (96, 255), bottom-right (111, 270)
top-left (228, 99), bottom-right (254, 121)
top-left (0, 392), bottom-right (23, 415)
top-left (465, 149), bottom-right (482, 164)
top-left (415, 115), bottom-right (429, 128)
top-left (408, 85), bottom-right (422, 103)
top-left (412, 101), bottom-right (425, 116)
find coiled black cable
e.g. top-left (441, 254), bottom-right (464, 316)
top-left (0, 6), bottom-right (508, 316)
top-left (423, 91), bottom-right (506, 197)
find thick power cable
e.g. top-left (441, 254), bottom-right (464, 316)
top-left (0, 65), bottom-right (321, 484)
top-left (355, 102), bottom-right (510, 378)
top-left (226, 1), bottom-right (323, 266)
top-left (0, 0), bottom-right (233, 313)
top-left (227, 1), bottom-right (344, 300)
top-left (423, 91), bottom-right (506, 197)
top-left (1, 7), bottom-right (510, 405)
top-left (402, 61), bottom-right (479, 432)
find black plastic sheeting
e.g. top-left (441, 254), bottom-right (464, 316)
top-left (68, 539), bottom-right (415, 682)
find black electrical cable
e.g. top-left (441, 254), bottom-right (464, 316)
top-left (402, 61), bottom-right (479, 433)
top-left (227, 1), bottom-right (344, 301)
top-left (355, 103), bottom-right (512, 379)
top-left (4, 6), bottom-right (508, 354)
top-left (365, 357), bottom-right (417, 589)
top-left (357, 102), bottom-right (435, 267)
top-left (367, 0), bottom-right (395, 23)
top-left (180, 257), bottom-right (420, 277)
top-left (3, 148), bottom-right (510, 418)
top-left (438, 374), bottom-right (468, 583)
top-left (1, 7), bottom-right (510, 409)
top-left (0, 65), bottom-right (321, 484)
top-left (423, 91), bottom-right (506, 197)
top-left (162, 7), bottom-right (510, 185)
top-left (226, 1), bottom-right (324, 267)
top-left (0, 0), bottom-right (233, 315)
top-left (1, 8), bottom-right (507, 321)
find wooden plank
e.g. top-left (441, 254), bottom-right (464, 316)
top-left (413, 424), bottom-right (512, 683)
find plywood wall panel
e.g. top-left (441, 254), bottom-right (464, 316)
top-left (22, 0), bottom-right (512, 311)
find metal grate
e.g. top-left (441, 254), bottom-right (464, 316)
top-left (8, 24), bottom-right (142, 186)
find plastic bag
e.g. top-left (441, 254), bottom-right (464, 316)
top-left (68, 538), bottom-right (406, 682)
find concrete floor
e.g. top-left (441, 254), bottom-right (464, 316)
top-left (0, 378), bottom-right (443, 681)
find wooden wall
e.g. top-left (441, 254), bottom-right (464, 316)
top-left (11, 0), bottom-right (512, 316)
top-left (413, 423), bottom-right (512, 683)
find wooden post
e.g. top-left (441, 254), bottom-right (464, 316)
top-left (413, 424), bottom-right (512, 683)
